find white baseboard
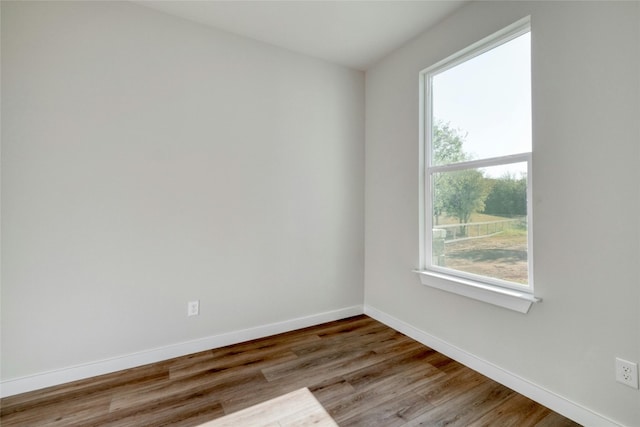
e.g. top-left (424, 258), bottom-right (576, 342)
top-left (0, 305), bottom-right (364, 398)
top-left (364, 304), bottom-right (621, 427)
top-left (2, 303), bottom-right (623, 427)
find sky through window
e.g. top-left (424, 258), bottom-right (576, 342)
top-left (432, 32), bottom-right (531, 177)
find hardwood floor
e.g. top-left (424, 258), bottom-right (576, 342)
top-left (199, 388), bottom-right (337, 426)
top-left (1, 315), bottom-right (580, 426)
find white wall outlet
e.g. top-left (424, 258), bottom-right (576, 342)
top-left (615, 358), bottom-right (639, 389)
top-left (187, 300), bottom-right (199, 317)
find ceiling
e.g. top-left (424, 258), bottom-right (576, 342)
top-left (135, 1), bottom-right (469, 71)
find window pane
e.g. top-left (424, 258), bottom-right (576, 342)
top-left (431, 32), bottom-right (531, 165)
top-left (431, 163), bottom-right (528, 285)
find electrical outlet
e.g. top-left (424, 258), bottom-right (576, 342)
top-left (615, 358), bottom-right (639, 389)
top-left (187, 300), bottom-right (199, 317)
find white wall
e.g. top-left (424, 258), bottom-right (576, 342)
top-left (365, 1), bottom-right (639, 426)
top-left (1, 1), bottom-right (364, 384)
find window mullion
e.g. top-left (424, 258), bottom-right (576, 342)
top-left (429, 153), bottom-right (530, 173)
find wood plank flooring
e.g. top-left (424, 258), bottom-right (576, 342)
top-left (199, 388), bottom-right (337, 427)
top-left (0, 315), bottom-right (581, 426)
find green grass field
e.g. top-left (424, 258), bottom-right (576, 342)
top-left (436, 213), bottom-right (529, 284)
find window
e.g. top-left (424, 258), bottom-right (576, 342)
top-left (417, 17), bottom-right (538, 313)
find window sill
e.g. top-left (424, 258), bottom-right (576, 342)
top-left (413, 270), bottom-right (540, 314)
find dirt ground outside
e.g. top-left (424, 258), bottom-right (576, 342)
top-left (443, 232), bottom-right (528, 284)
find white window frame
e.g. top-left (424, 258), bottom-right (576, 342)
top-left (415, 17), bottom-right (540, 313)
